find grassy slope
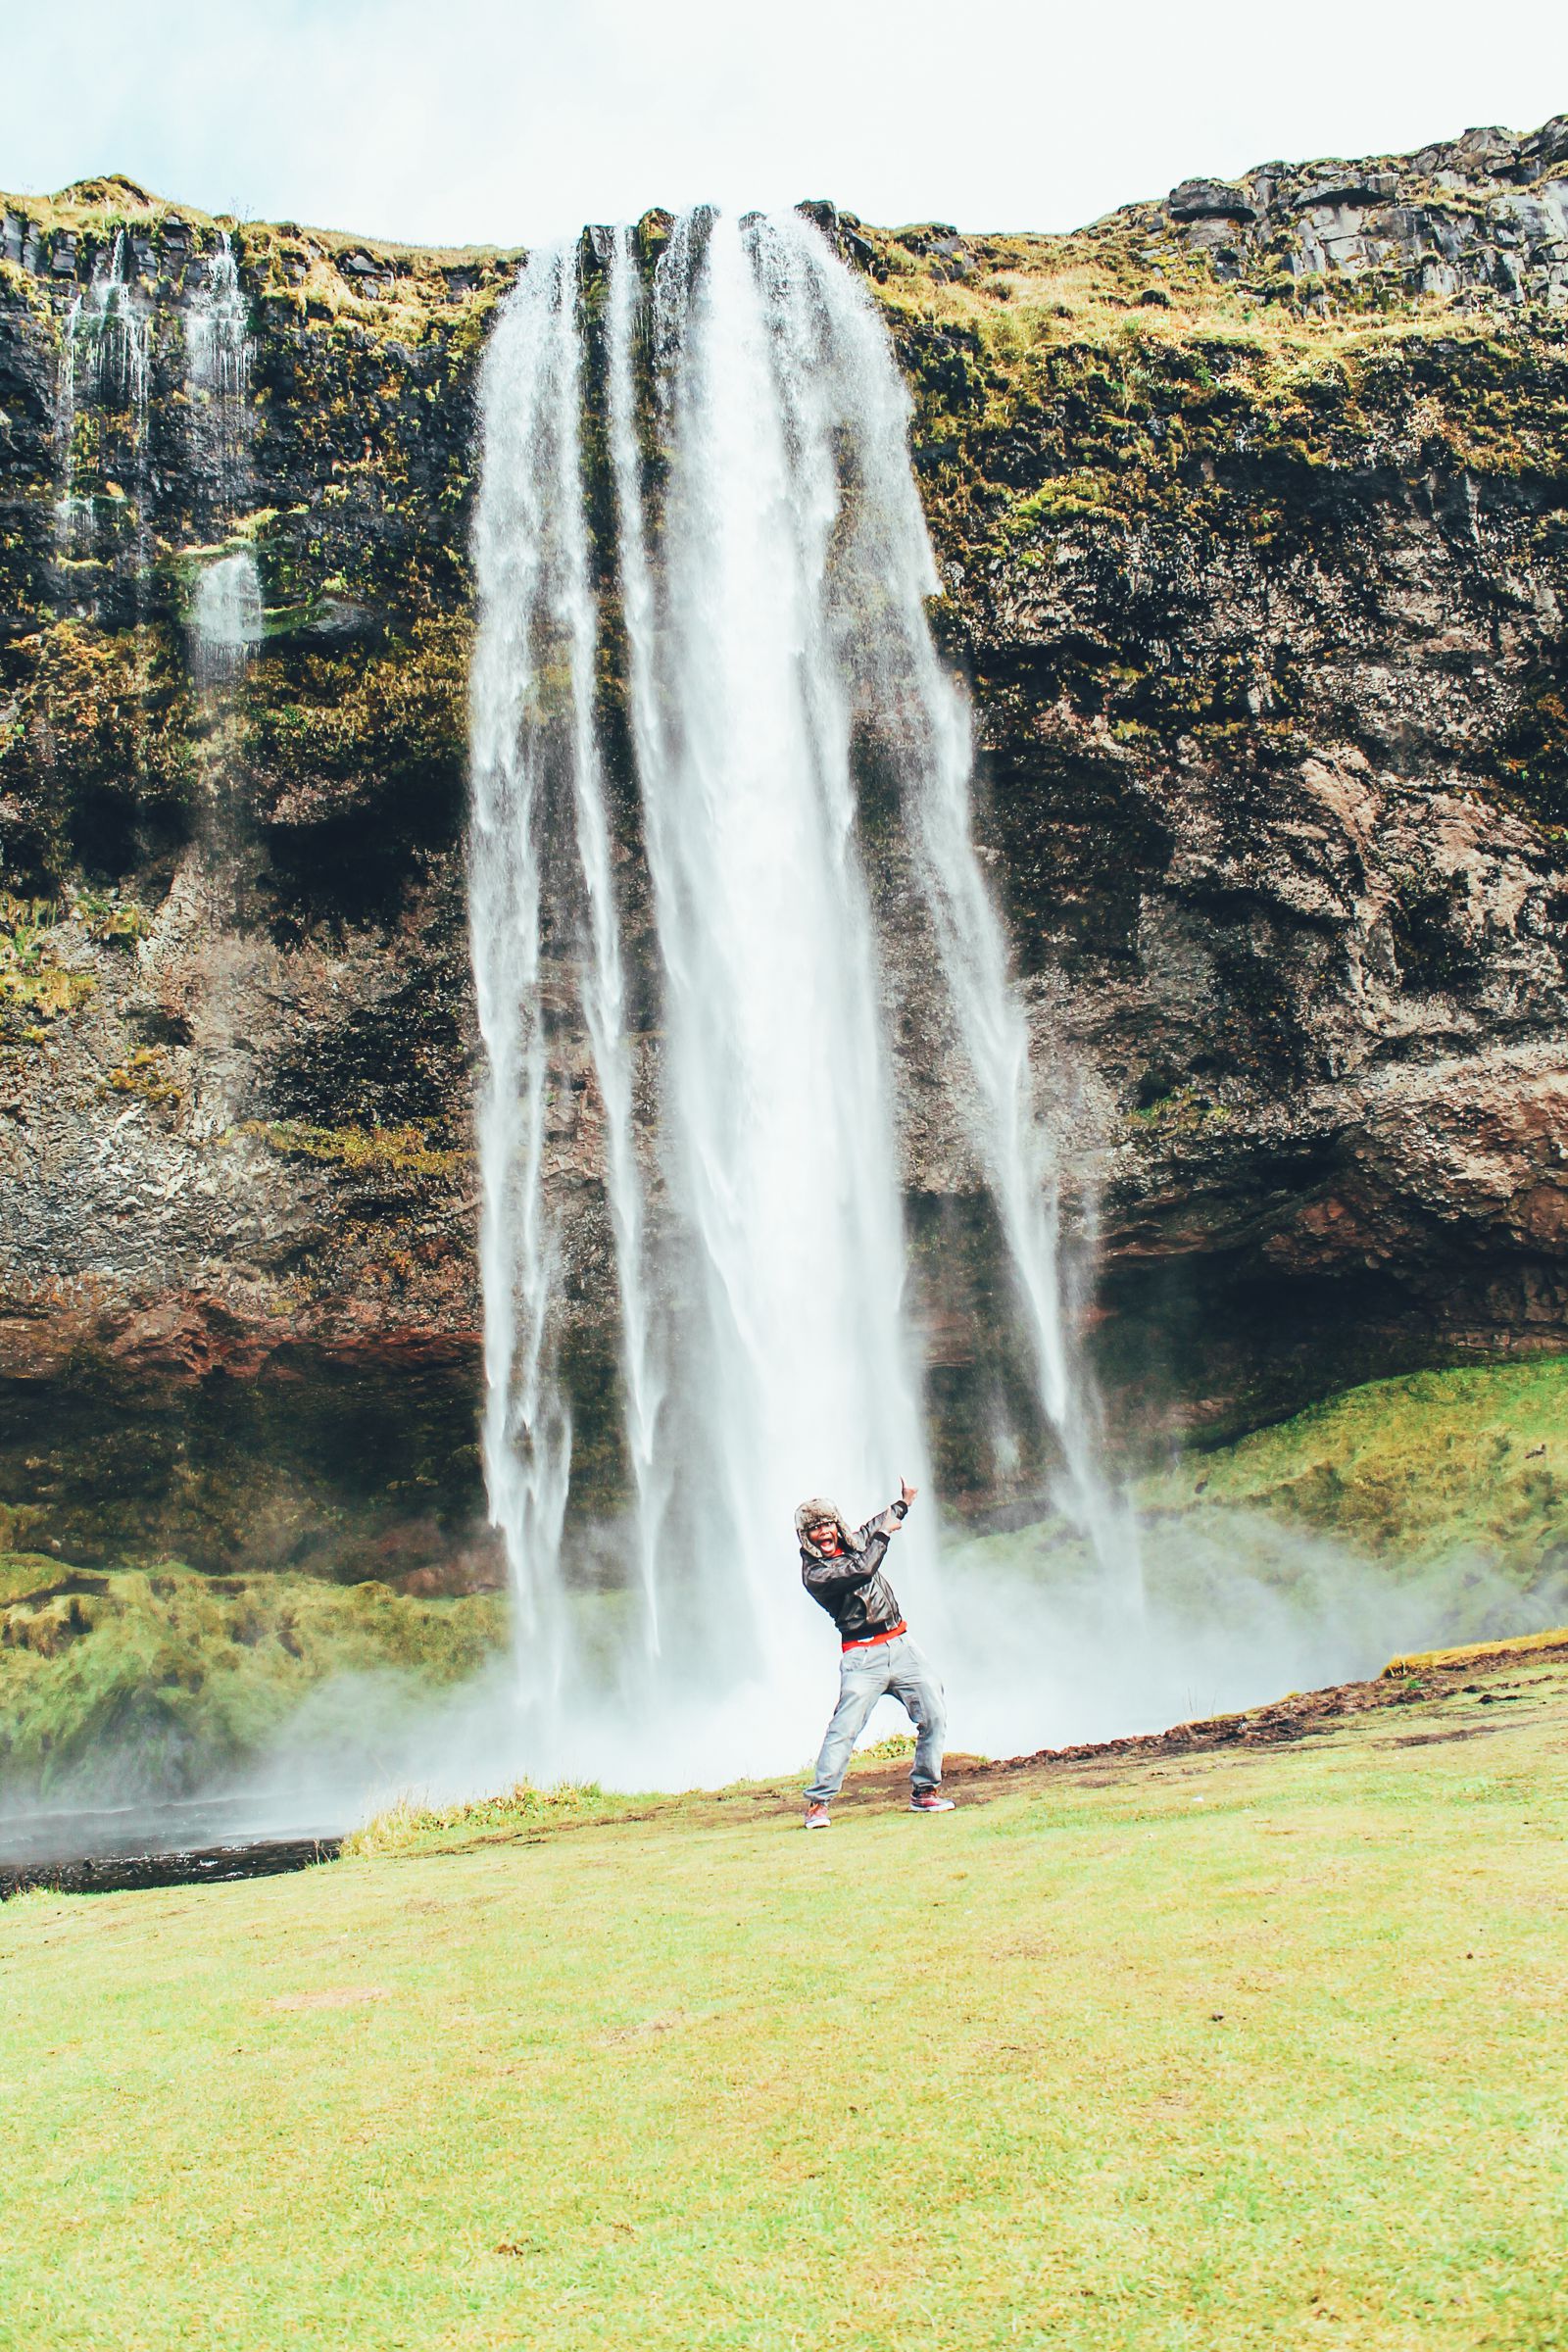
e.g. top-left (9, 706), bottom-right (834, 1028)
top-left (3, 1657), bottom-right (1566, 2351)
top-left (0, 1556), bottom-right (502, 1794)
top-left (1143, 1357), bottom-right (1568, 1571)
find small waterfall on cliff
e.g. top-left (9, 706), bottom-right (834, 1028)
top-left (185, 231), bottom-right (253, 495)
top-left (54, 230), bottom-right (151, 565)
top-left (180, 230), bottom-right (264, 1139)
top-left (186, 229), bottom-right (261, 681)
top-left (189, 552), bottom-right (263, 685)
top-left (470, 208), bottom-right (1134, 1758)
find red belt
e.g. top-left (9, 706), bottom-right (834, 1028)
top-left (843, 1619), bottom-right (906, 1652)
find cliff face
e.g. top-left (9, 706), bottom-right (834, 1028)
top-left (1, 122), bottom-right (1566, 1570)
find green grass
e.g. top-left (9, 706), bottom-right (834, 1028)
top-left (0, 1558), bottom-right (503, 1795)
top-left (1143, 1357), bottom-right (1568, 1569)
top-left (3, 1661), bottom-right (1566, 2349)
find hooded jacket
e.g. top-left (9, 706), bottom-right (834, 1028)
top-left (796, 1494), bottom-right (908, 1644)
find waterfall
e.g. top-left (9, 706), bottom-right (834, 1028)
top-left (54, 230), bottom-right (151, 564)
top-left (180, 230), bottom-right (263, 1141)
top-left (622, 210), bottom-right (931, 1676)
top-left (470, 208), bottom-right (1134, 1762)
top-left (185, 230), bottom-right (254, 512)
top-left (186, 229), bottom-right (261, 672)
top-left (189, 551), bottom-right (263, 685)
top-left (751, 233), bottom-right (1143, 1589)
top-left (468, 241), bottom-right (663, 1702)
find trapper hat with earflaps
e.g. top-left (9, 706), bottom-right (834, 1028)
top-left (794, 1496), bottom-right (865, 1558)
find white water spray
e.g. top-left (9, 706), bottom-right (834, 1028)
top-left (189, 551), bottom-right (263, 683)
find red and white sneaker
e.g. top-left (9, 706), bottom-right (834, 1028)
top-left (803, 1803), bottom-right (832, 1831)
top-left (909, 1790), bottom-right (956, 1813)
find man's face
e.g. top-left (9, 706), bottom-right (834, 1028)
top-left (810, 1519), bottom-right (841, 1555)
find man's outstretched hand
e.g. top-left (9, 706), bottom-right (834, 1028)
top-left (900, 1477), bottom-right (919, 1509)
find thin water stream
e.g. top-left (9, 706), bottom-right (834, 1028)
top-left (181, 230), bottom-right (265, 1134)
top-left (54, 229), bottom-right (151, 572)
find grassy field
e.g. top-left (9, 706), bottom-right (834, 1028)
top-left (4, 1649), bottom-right (1566, 2351)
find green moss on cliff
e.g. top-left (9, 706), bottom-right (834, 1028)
top-left (0, 891), bottom-right (97, 1061)
top-left (238, 1118), bottom-right (466, 1179)
top-left (1143, 1357), bottom-right (1568, 1571)
top-left (0, 1556), bottom-right (505, 1795)
top-left (13, 621), bottom-right (197, 882)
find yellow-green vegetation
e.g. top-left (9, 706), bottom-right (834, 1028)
top-left (29, 616), bottom-right (196, 804)
top-left (1383, 1625), bottom-right (1568, 1676)
top-left (1, 174), bottom-right (514, 350)
top-left (0, 1556), bottom-right (504, 1793)
top-left (345, 1778), bottom-right (671, 1858)
top-left (246, 612), bottom-right (471, 797)
top-left (101, 1044), bottom-right (180, 1109)
top-left (0, 891), bottom-right (96, 1039)
top-left (236, 1117), bottom-right (466, 1179)
top-left (1144, 1357), bottom-right (1568, 1571)
top-left (4, 1659), bottom-right (1566, 2349)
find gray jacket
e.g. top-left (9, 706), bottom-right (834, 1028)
top-left (797, 1497), bottom-right (907, 1643)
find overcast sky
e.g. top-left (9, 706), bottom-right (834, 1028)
top-left (8, 0), bottom-right (1567, 248)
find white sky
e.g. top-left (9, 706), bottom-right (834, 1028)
top-left (10, 0), bottom-right (1568, 249)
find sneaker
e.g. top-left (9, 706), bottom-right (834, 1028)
top-left (909, 1790), bottom-right (956, 1813)
top-left (803, 1803), bottom-right (832, 1831)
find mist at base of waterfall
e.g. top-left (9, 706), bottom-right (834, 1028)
top-left (61, 1513), bottom-right (1550, 1846)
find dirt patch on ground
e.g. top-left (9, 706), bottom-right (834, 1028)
top-left (812, 1632), bottom-right (1568, 1818)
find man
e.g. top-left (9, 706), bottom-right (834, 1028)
top-left (796, 1478), bottom-right (954, 1830)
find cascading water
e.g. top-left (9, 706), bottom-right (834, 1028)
top-left (623, 210), bottom-right (933, 1680)
top-left (738, 231), bottom-right (1143, 1591)
top-left (469, 208), bottom-right (1136, 1773)
top-left (189, 552), bottom-right (264, 685)
top-left (186, 229), bottom-right (262, 679)
top-left (468, 242), bottom-right (663, 1708)
top-left (185, 231), bottom-right (254, 513)
top-left (178, 229), bottom-right (264, 1140)
top-left (54, 230), bottom-right (152, 566)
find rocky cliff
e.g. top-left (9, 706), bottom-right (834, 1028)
top-left (2, 118), bottom-right (1566, 1574)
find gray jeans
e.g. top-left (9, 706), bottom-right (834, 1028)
top-left (806, 1633), bottom-right (947, 1802)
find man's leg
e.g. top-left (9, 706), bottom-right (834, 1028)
top-left (805, 1658), bottom-right (887, 1804)
top-left (888, 1638), bottom-right (947, 1795)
